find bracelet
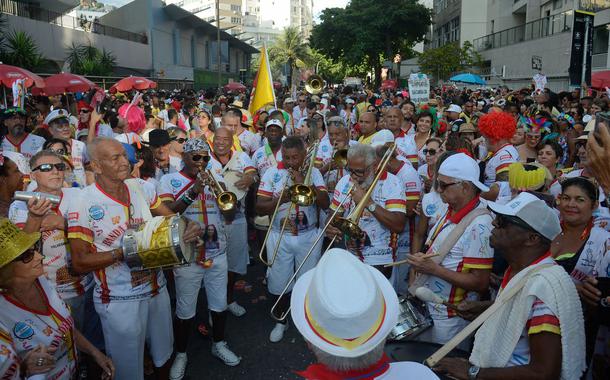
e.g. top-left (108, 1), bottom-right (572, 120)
top-left (181, 192), bottom-right (195, 205)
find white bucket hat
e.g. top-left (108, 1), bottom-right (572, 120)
top-left (291, 248), bottom-right (399, 358)
top-left (438, 153), bottom-right (489, 192)
top-left (371, 129), bottom-right (395, 147)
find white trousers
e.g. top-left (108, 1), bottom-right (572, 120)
top-left (225, 220), bottom-right (249, 275)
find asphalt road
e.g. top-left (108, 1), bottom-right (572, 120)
top-left (182, 259), bottom-right (315, 380)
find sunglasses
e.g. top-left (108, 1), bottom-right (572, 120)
top-left (298, 99), bottom-right (306, 103)
top-left (174, 138), bottom-right (187, 144)
top-left (32, 162), bottom-right (67, 172)
top-left (423, 148), bottom-right (438, 156)
top-left (49, 148), bottom-right (67, 155)
top-left (16, 242), bottom-right (42, 264)
top-left (434, 180), bottom-right (462, 192)
top-left (191, 154), bottom-right (210, 162)
top-left (79, 109), bottom-right (90, 114)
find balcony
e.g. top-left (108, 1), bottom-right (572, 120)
top-left (473, 11), bottom-right (572, 52)
top-left (0, 0), bottom-right (147, 44)
top-left (579, 0), bottom-right (610, 12)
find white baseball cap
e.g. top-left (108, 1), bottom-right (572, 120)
top-left (446, 104), bottom-right (462, 113)
top-left (265, 118), bottom-right (284, 129)
top-left (487, 192), bottom-right (561, 241)
top-left (371, 129), bottom-right (395, 147)
top-left (438, 153), bottom-right (489, 192)
top-left (2, 151), bottom-right (30, 175)
top-left (291, 248), bottom-right (399, 358)
top-left (345, 98), bottom-right (355, 105)
top-left (43, 109), bottom-right (70, 125)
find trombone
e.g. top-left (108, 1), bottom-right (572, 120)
top-left (258, 142), bottom-right (320, 267)
top-left (200, 169), bottom-right (238, 213)
top-left (269, 144), bottom-right (396, 321)
top-left (332, 147), bottom-right (348, 169)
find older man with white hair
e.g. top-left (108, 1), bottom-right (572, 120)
top-left (406, 153), bottom-right (495, 348)
top-left (291, 248), bottom-right (439, 379)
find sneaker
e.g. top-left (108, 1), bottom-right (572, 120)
top-left (269, 322), bottom-right (288, 343)
top-left (227, 302), bottom-right (246, 317)
top-left (211, 341), bottom-right (241, 366)
top-left (169, 352), bottom-right (187, 380)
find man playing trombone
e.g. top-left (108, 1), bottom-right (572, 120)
top-left (325, 143), bottom-right (407, 278)
top-left (255, 136), bottom-right (330, 343)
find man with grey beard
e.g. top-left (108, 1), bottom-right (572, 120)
top-left (1, 107), bottom-right (45, 160)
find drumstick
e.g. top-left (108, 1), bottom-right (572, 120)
top-left (384, 253), bottom-right (439, 267)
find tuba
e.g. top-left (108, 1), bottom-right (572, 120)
top-left (305, 74), bottom-right (324, 95)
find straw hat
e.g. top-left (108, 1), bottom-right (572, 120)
top-left (291, 248), bottom-right (399, 358)
top-left (0, 219), bottom-right (40, 269)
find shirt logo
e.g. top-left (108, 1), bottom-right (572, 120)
top-left (88, 205), bottom-right (105, 221)
top-left (68, 212), bottom-right (79, 221)
top-left (425, 204), bottom-right (437, 215)
top-left (13, 322), bottom-right (34, 340)
top-left (170, 179), bottom-right (182, 188)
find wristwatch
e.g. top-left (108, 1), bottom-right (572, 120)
top-left (366, 203), bottom-right (377, 213)
top-left (468, 364), bottom-right (480, 380)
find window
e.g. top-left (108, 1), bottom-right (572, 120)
top-left (230, 4), bottom-right (241, 12)
top-left (593, 25), bottom-right (609, 55)
top-left (553, 0), bottom-right (562, 10)
top-left (231, 17), bottom-right (241, 24)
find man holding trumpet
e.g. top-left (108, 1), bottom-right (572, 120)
top-left (255, 136), bottom-right (329, 343)
top-left (325, 143), bottom-right (407, 278)
top-left (406, 153), bottom-right (494, 349)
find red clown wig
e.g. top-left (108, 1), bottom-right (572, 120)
top-left (478, 112), bottom-right (516, 142)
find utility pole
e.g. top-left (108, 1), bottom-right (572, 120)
top-left (216, 0), bottom-right (221, 89)
top-left (580, 15), bottom-right (590, 99)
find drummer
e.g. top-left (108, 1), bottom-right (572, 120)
top-left (290, 248), bottom-right (439, 379)
top-left (158, 138), bottom-right (241, 379)
top-left (209, 127), bottom-right (258, 317)
top-left (67, 137), bottom-right (202, 380)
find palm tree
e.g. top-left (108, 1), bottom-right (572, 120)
top-left (65, 43), bottom-right (116, 76)
top-left (1, 30), bottom-right (46, 71)
top-left (269, 26), bottom-right (312, 87)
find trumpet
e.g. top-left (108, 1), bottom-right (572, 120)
top-left (258, 142), bottom-right (319, 267)
top-left (200, 169), bottom-right (238, 213)
top-left (332, 147), bottom-right (348, 169)
top-left (332, 143), bottom-right (396, 239)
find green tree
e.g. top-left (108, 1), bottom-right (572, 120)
top-left (311, 0), bottom-right (431, 87)
top-left (65, 43), bottom-right (116, 76)
top-left (417, 41), bottom-right (484, 82)
top-left (268, 26), bottom-right (312, 87)
top-left (1, 30), bottom-right (46, 71)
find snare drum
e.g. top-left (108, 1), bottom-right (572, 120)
top-left (122, 215), bottom-right (195, 270)
top-left (389, 296), bottom-right (433, 341)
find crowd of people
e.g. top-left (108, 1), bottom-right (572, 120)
top-left (0, 81), bottom-right (609, 380)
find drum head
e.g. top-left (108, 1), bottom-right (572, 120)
top-left (254, 215), bottom-right (270, 230)
top-left (223, 171), bottom-right (247, 200)
top-left (177, 216), bottom-right (195, 263)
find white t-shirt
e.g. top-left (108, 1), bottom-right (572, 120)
top-left (158, 170), bottom-right (226, 260)
top-left (208, 152), bottom-right (256, 221)
top-left (392, 162), bottom-right (422, 254)
top-left (394, 131), bottom-right (418, 167)
top-left (68, 139), bottom-right (88, 188)
top-left (0, 278), bottom-right (77, 380)
top-left (154, 155), bottom-right (182, 181)
top-left (9, 188), bottom-right (94, 300)
top-left (422, 198), bottom-right (494, 320)
top-left (330, 172), bottom-right (406, 265)
top-left (236, 129), bottom-right (262, 156)
top-left (257, 165), bottom-right (327, 234)
top-left (422, 190), bottom-right (448, 230)
top-left (252, 144), bottom-right (282, 178)
top-left (1, 134), bottom-right (45, 160)
top-left (315, 139), bottom-right (357, 168)
top-left (67, 180), bottom-right (166, 303)
top-left (0, 320), bottom-right (21, 380)
top-left (483, 144), bottom-right (518, 186)
top-left (562, 226), bottom-right (610, 284)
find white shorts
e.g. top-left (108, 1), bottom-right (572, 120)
top-left (266, 228), bottom-right (323, 295)
top-left (95, 288), bottom-right (173, 380)
top-left (174, 253), bottom-right (228, 318)
top-left (390, 250), bottom-right (410, 296)
top-left (225, 220), bottom-right (249, 275)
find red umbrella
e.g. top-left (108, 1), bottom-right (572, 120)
top-left (380, 79), bottom-right (398, 90)
top-left (591, 70), bottom-right (610, 89)
top-left (0, 63), bottom-right (45, 88)
top-left (109, 76), bottom-right (157, 93)
top-left (41, 73), bottom-right (97, 95)
top-left (224, 82), bottom-right (247, 92)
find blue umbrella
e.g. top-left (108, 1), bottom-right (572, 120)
top-left (449, 73), bottom-right (486, 85)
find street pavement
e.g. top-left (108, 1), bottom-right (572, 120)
top-left (182, 259), bottom-right (315, 380)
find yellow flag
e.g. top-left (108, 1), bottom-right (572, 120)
top-left (248, 45), bottom-right (276, 115)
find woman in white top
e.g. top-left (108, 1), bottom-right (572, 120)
top-left (0, 219), bottom-right (114, 380)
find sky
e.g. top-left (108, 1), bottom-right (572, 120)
top-left (313, 0), bottom-right (349, 20)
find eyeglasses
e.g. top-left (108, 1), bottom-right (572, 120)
top-left (298, 99), bottom-right (306, 103)
top-left (423, 148), bottom-right (438, 156)
top-left (49, 148), bottom-right (67, 155)
top-left (79, 109), bottom-right (90, 114)
top-left (175, 138), bottom-right (187, 144)
top-left (16, 242), bottom-right (42, 264)
top-left (347, 164), bottom-right (373, 177)
top-left (434, 180), bottom-right (462, 192)
top-left (191, 154), bottom-right (210, 162)
top-left (51, 122), bottom-right (70, 130)
top-left (32, 162), bottom-right (67, 172)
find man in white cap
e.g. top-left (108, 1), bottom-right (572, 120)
top-left (406, 153), bottom-right (494, 347)
top-left (291, 248), bottom-right (439, 379)
top-left (446, 104), bottom-right (464, 132)
top-left (45, 109), bottom-right (89, 187)
top-left (252, 119), bottom-right (284, 177)
top-left (434, 192), bottom-right (586, 380)
top-left (1, 107), bottom-right (45, 160)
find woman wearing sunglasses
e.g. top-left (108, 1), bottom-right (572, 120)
top-left (0, 219), bottom-right (114, 379)
top-left (418, 138), bottom-right (443, 193)
top-left (167, 127), bottom-right (188, 161)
